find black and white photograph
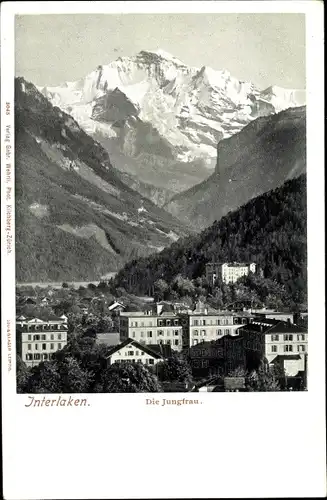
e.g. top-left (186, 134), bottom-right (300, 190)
top-left (1, 2), bottom-right (325, 499)
top-left (13, 11), bottom-right (310, 394)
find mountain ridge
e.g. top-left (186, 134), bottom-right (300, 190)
top-left (15, 77), bottom-right (190, 282)
top-left (37, 49), bottom-right (305, 199)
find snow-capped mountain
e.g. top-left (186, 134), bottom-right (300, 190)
top-left (38, 49), bottom-right (305, 193)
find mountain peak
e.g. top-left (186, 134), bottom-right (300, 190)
top-left (136, 49), bottom-right (185, 65)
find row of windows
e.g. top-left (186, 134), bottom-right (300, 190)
top-left (130, 319), bottom-right (180, 327)
top-left (131, 330), bottom-right (180, 338)
top-left (115, 359), bottom-right (155, 365)
top-left (271, 334), bottom-right (306, 342)
top-left (21, 324), bottom-right (63, 331)
top-left (27, 343), bottom-right (63, 351)
top-left (25, 353), bottom-right (56, 361)
top-left (193, 329), bottom-right (231, 336)
top-left (192, 319), bottom-right (232, 326)
top-left (271, 345), bottom-right (306, 353)
top-left (25, 334), bottom-right (64, 341)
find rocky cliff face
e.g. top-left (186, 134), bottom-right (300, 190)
top-left (165, 106), bottom-right (306, 230)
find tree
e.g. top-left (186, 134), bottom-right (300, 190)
top-left (153, 279), bottom-right (169, 300)
top-left (62, 282), bottom-right (69, 288)
top-left (228, 365), bottom-right (281, 392)
top-left (16, 355), bottom-right (31, 393)
top-left (25, 355), bottom-right (93, 394)
top-left (101, 362), bottom-right (161, 393)
top-left (156, 353), bottom-right (193, 384)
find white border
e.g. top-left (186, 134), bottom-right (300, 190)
top-left (1, 2), bottom-right (325, 499)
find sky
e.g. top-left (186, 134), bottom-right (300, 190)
top-left (15, 13), bottom-right (305, 90)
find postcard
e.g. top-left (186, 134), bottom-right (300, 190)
top-left (1, 1), bottom-right (325, 499)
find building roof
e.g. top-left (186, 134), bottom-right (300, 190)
top-left (16, 314), bottom-right (67, 323)
top-left (147, 344), bottom-right (172, 358)
top-left (95, 332), bottom-right (120, 346)
top-left (106, 338), bottom-right (165, 360)
top-left (108, 301), bottom-right (125, 311)
top-left (270, 355), bottom-right (302, 363)
top-left (242, 319), bottom-right (306, 334)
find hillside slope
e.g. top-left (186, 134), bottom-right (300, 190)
top-left (15, 78), bottom-right (189, 282)
top-left (165, 106), bottom-right (306, 230)
top-left (113, 175), bottom-right (307, 302)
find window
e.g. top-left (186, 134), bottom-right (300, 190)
top-left (158, 340), bottom-right (163, 345)
top-left (35, 344), bottom-right (38, 350)
top-left (58, 334), bottom-right (62, 340)
top-left (27, 344), bottom-right (32, 350)
top-left (194, 330), bottom-right (198, 336)
top-left (167, 331), bottom-right (170, 336)
top-left (218, 329), bottom-right (222, 335)
top-left (167, 340), bottom-right (171, 345)
top-left (132, 332), bottom-right (136, 338)
top-left (174, 330), bottom-right (179, 336)
top-left (43, 353), bottom-right (48, 360)
top-left (26, 354), bottom-right (32, 361)
top-left (158, 330), bottom-right (163, 336)
top-left (174, 320), bottom-right (179, 326)
top-left (217, 319), bottom-right (221, 325)
top-left (145, 359), bottom-right (149, 364)
top-left (297, 345), bottom-right (306, 352)
top-left (158, 320), bottom-right (163, 326)
top-left (297, 334), bottom-right (306, 341)
top-left (128, 351), bottom-right (134, 356)
top-left (27, 335), bottom-right (32, 341)
top-left (50, 343), bottom-right (54, 350)
top-left (34, 353), bottom-right (41, 360)
top-left (42, 343), bottom-right (46, 350)
top-left (50, 334), bottom-right (54, 340)
top-left (41, 335), bottom-right (46, 340)
top-left (193, 339), bottom-right (198, 345)
top-left (33, 335), bottom-right (40, 341)
top-left (226, 329), bottom-right (230, 335)
top-left (149, 359), bottom-right (154, 365)
top-left (135, 350), bottom-right (139, 356)
top-left (193, 320), bottom-right (199, 326)
top-left (141, 352), bottom-right (145, 356)
top-left (58, 343), bottom-right (62, 350)
top-left (140, 332), bottom-right (144, 337)
top-left (271, 345), bottom-right (278, 352)
top-left (174, 340), bottom-right (179, 346)
top-left (148, 322), bottom-right (153, 327)
top-left (134, 322), bottom-right (138, 327)
top-left (271, 335), bottom-right (279, 341)
top-left (284, 345), bottom-right (293, 352)
top-left (284, 334), bottom-right (293, 341)
top-left (202, 320), bottom-right (206, 326)
top-left (147, 331), bottom-right (153, 338)
top-left (166, 320), bottom-right (171, 326)
top-left (141, 322), bottom-right (144, 327)
top-left (201, 330), bottom-right (206, 336)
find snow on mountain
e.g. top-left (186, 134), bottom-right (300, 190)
top-left (39, 49), bottom-right (306, 165)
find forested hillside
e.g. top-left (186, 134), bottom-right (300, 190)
top-left (113, 175), bottom-right (307, 306)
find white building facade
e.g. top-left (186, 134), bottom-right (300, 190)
top-left (16, 315), bottom-right (68, 367)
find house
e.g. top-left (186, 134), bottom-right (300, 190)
top-left (106, 338), bottom-right (168, 366)
top-left (119, 301), bottom-right (251, 352)
top-left (239, 319), bottom-right (307, 375)
top-left (16, 314), bottom-right (69, 367)
top-left (108, 300), bottom-right (125, 313)
top-left (185, 334), bottom-right (245, 378)
top-left (95, 332), bottom-right (120, 347)
top-left (119, 303), bottom-right (184, 351)
top-left (205, 262), bottom-right (257, 285)
top-left (180, 300), bottom-right (250, 348)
